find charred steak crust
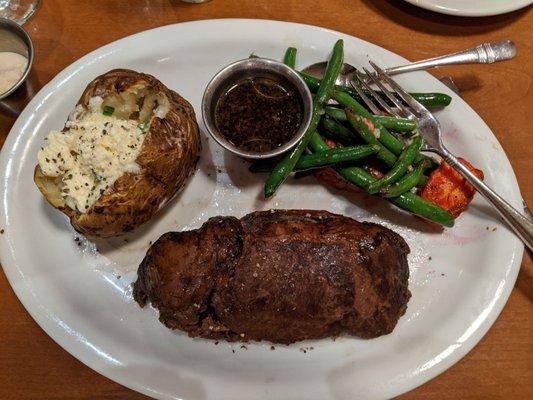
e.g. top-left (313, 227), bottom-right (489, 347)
top-left (133, 210), bottom-right (411, 344)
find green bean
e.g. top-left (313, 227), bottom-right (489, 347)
top-left (308, 42), bottom-right (343, 107)
top-left (321, 115), bottom-right (358, 144)
top-left (338, 165), bottom-right (452, 226)
top-left (417, 174), bottom-right (429, 187)
top-left (366, 137), bottom-right (423, 194)
top-left (409, 92), bottom-right (452, 108)
top-left (334, 90), bottom-right (434, 168)
top-left (299, 72), bottom-right (452, 108)
top-left (345, 108), bottom-right (397, 167)
top-left (392, 191), bottom-right (454, 227)
top-left (297, 144), bottom-right (378, 170)
top-left (264, 40), bottom-right (344, 198)
top-left (324, 107), bottom-right (417, 132)
top-left (283, 47), bottom-right (297, 68)
top-left (308, 131), bottom-right (333, 153)
top-left (324, 106), bottom-right (348, 121)
top-left (282, 59), bottom-right (432, 164)
top-left (307, 132), bottom-right (454, 227)
top-left (334, 91), bottom-right (404, 156)
top-left (250, 144), bottom-right (379, 173)
top-left (374, 116), bottom-right (416, 132)
top-left (383, 160), bottom-right (429, 198)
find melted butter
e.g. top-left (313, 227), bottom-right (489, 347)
top-left (38, 108), bottom-right (147, 213)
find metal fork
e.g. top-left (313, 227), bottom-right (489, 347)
top-left (350, 61), bottom-right (533, 251)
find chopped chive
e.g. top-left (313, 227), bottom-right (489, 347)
top-left (102, 105), bottom-right (115, 116)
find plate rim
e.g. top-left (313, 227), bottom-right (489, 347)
top-left (401, 0), bottom-right (533, 17)
top-left (0, 18), bottom-right (525, 400)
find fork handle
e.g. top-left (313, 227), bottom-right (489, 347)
top-left (385, 40), bottom-right (516, 76)
top-left (441, 151), bottom-right (533, 251)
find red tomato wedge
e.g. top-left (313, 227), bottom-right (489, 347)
top-left (421, 158), bottom-right (484, 218)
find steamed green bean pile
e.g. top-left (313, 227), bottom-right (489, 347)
top-left (257, 42), bottom-right (454, 227)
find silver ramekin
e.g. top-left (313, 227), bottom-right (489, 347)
top-left (0, 18), bottom-right (34, 100)
top-left (202, 58), bottom-right (313, 159)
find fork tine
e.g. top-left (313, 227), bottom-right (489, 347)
top-left (368, 60), bottom-right (428, 116)
top-left (349, 76), bottom-right (381, 115)
top-left (362, 67), bottom-right (414, 119)
top-left (354, 69), bottom-right (400, 117)
top-left (364, 64), bottom-right (416, 119)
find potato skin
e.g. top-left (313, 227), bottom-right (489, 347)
top-left (34, 69), bottom-right (201, 238)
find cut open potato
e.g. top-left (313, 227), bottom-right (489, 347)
top-left (34, 69), bottom-right (201, 238)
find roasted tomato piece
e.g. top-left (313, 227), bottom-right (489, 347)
top-left (421, 157), bottom-right (484, 218)
top-left (314, 168), bottom-right (362, 193)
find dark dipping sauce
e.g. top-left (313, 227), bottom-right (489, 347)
top-left (214, 76), bottom-right (303, 153)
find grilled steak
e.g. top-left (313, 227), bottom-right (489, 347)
top-left (133, 210), bottom-right (411, 344)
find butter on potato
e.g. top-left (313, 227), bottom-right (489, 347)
top-left (34, 69), bottom-right (201, 238)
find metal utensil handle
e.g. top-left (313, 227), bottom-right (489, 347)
top-left (442, 151), bottom-right (533, 252)
top-left (385, 40), bottom-right (517, 76)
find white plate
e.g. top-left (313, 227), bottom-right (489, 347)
top-left (402, 0), bottom-right (533, 16)
top-left (0, 19), bottom-right (524, 400)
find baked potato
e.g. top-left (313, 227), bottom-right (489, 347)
top-left (34, 69), bottom-right (201, 238)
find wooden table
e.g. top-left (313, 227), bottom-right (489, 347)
top-left (0, 1), bottom-right (531, 398)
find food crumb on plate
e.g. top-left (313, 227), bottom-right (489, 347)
top-left (0, 229), bottom-right (4, 234)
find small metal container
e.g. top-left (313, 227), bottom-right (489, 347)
top-left (0, 18), bottom-right (34, 100)
top-left (202, 58), bottom-right (313, 159)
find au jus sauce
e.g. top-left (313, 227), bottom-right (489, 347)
top-left (215, 77), bottom-right (303, 153)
